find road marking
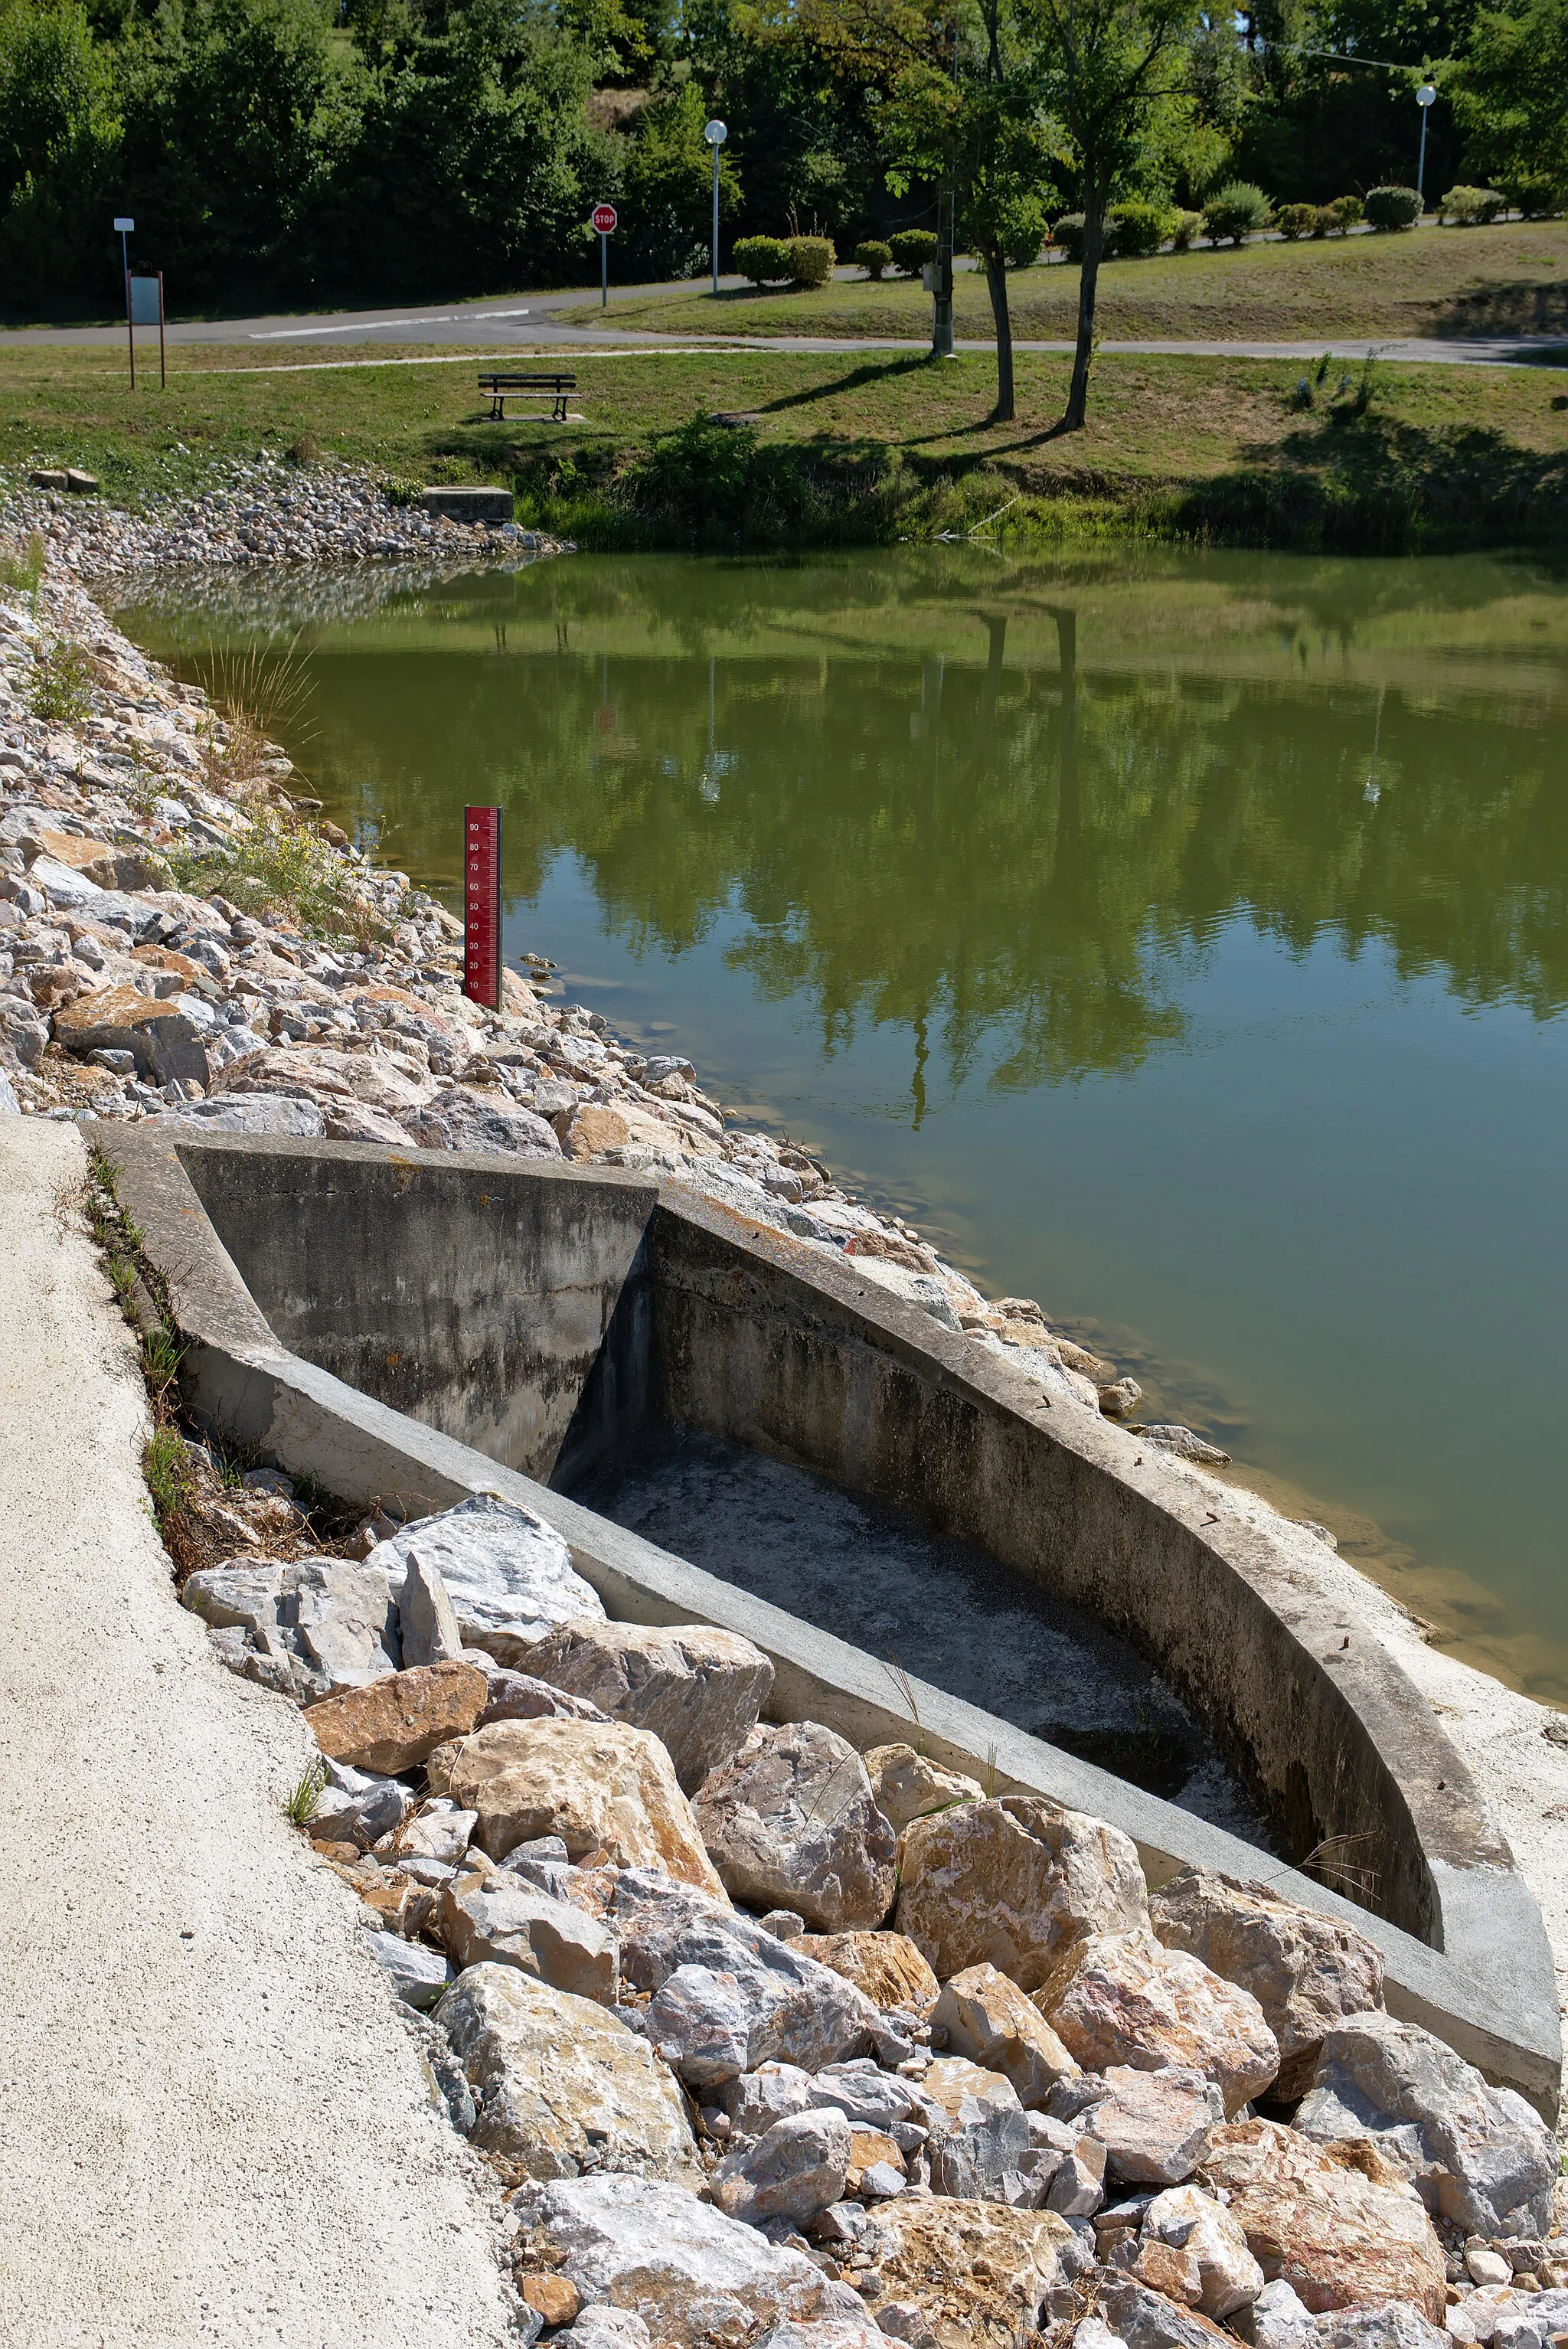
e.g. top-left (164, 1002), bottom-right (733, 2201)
top-left (247, 309), bottom-right (532, 338)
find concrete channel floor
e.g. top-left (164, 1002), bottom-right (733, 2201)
top-left (0, 1120), bottom-right (514, 2349)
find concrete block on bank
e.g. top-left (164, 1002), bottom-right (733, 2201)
top-left (420, 486), bottom-right (514, 524)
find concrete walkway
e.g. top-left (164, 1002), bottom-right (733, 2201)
top-left (0, 1119), bottom-right (514, 2348)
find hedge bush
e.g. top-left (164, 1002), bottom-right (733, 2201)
top-left (1202, 181), bottom-right (1270, 245)
top-left (787, 235), bottom-right (835, 287)
top-left (1504, 175), bottom-right (1563, 218)
top-left (1170, 209), bottom-right (1203, 251)
top-left (1275, 201), bottom-right (1318, 240)
top-left (1108, 199), bottom-right (1170, 258)
top-left (854, 240), bottom-right (892, 279)
top-left (1050, 214), bottom-right (1086, 261)
top-left (1440, 185), bottom-right (1506, 224)
top-left (889, 230), bottom-right (938, 275)
top-left (733, 236), bottom-right (793, 285)
top-left (1364, 185), bottom-right (1422, 230)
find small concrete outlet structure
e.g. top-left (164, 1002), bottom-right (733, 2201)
top-left (418, 486), bottom-right (513, 523)
top-left (104, 1129), bottom-right (1561, 2117)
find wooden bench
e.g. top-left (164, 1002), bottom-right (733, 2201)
top-left (479, 371), bottom-right (577, 422)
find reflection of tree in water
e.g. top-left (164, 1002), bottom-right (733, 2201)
top-left (148, 550), bottom-right (1568, 1107)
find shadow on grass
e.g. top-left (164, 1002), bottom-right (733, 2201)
top-left (1152, 412), bottom-right (1568, 551)
top-left (1433, 279), bottom-right (1568, 338)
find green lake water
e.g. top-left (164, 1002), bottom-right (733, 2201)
top-left (116, 543), bottom-right (1568, 1701)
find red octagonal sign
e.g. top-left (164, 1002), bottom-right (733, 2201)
top-left (592, 204), bottom-right (618, 233)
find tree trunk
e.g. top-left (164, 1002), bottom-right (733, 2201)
top-left (983, 247), bottom-right (1015, 422)
top-left (1063, 188), bottom-right (1103, 431)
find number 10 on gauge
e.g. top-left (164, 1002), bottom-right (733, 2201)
top-left (592, 204), bottom-right (617, 308)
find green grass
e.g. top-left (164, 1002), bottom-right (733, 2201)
top-left (599, 219), bottom-right (1568, 345)
top-left (6, 338), bottom-right (1568, 552)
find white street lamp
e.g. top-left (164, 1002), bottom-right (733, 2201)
top-left (1416, 82), bottom-right (1438, 211)
top-left (704, 120), bottom-right (727, 296)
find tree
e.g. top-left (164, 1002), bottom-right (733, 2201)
top-left (1033, 0), bottom-right (1197, 430)
top-left (617, 80), bottom-right (740, 280)
top-left (805, 0), bottom-right (1058, 423)
top-left (1447, 0), bottom-right (1568, 202)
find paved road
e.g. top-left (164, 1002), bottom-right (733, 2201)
top-left (0, 1119), bottom-right (514, 2348)
top-left (10, 278), bottom-right (1566, 368)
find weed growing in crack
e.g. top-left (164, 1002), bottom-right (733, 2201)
top-left (29, 639), bottom-right (93, 730)
top-left (286, 1754), bottom-right (327, 1827)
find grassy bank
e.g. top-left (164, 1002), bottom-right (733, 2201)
top-left (599, 220), bottom-right (1568, 346)
top-left (8, 339), bottom-right (1568, 554)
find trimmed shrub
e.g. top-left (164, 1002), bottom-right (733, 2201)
top-left (1275, 201), bottom-right (1318, 240)
top-left (1325, 194), bottom-right (1364, 235)
top-left (854, 240), bottom-right (892, 279)
top-left (1202, 181), bottom-right (1271, 245)
top-left (1365, 185), bottom-right (1422, 230)
top-left (733, 235), bottom-right (793, 285)
top-left (1107, 199), bottom-right (1171, 259)
top-left (787, 235), bottom-right (836, 287)
top-left (1050, 213), bottom-right (1086, 261)
top-left (1004, 205), bottom-right (1048, 267)
top-left (1170, 209), bottom-right (1204, 251)
top-left (889, 229), bottom-right (938, 275)
top-left (1440, 185), bottom-right (1506, 224)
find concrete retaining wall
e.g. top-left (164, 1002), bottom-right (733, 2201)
top-left (102, 1126), bottom-right (1561, 2115)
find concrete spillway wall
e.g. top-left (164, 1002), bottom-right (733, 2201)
top-left (105, 1128), bottom-right (1561, 2116)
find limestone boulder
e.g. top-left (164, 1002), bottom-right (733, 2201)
top-left (446, 1719), bottom-right (727, 1897)
top-left (410, 1086), bottom-right (564, 1157)
top-left (856, 2195), bottom-right (1085, 2349)
top-left (397, 1553), bottom-right (466, 1668)
top-left (805, 2058), bottom-right (926, 2133)
top-left (309, 1757), bottom-right (413, 1851)
top-left (519, 1619), bottom-right (772, 1793)
top-left (795, 1930), bottom-right (939, 2019)
top-left (1148, 1866), bottom-right (1387, 2100)
top-left (52, 982), bottom-right (209, 1087)
top-left (612, 1867), bottom-right (880, 2085)
top-left (477, 1665), bottom-right (610, 1729)
top-left (919, 2056), bottom-right (1021, 2129)
top-left (183, 1554), bottom-right (399, 1698)
top-left (511, 2174), bottom-right (867, 2345)
top-left (306, 1659), bottom-right (488, 1775)
top-left (928, 2101), bottom-right (1035, 2202)
top-left (864, 1743), bottom-right (985, 1834)
top-left (1198, 2115), bottom-right (1446, 2320)
top-left (1292, 2011), bottom-right (1557, 2240)
top-left (933, 1963), bottom-right (1081, 2108)
top-left (693, 1722), bottom-right (897, 1933)
top-left (1035, 1929), bottom-right (1279, 2115)
top-left (366, 1494), bottom-right (604, 1668)
top-left (1139, 2184), bottom-right (1265, 2319)
top-left (894, 1797), bottom-right (1149, 1991)
top-left (717, 2063), bottom-right (818, 2138)
top-left (366, 1929), bottom-right (452, 2011)
top-left (436, 1964), bottom-right (699, 2181)
top-left (1314, 2309), bottom-right (1448, 2349)
top-left (1095, 2275), bottom-right (1234, 2349)
top-left (1250, 2279), bottom-right (1317, 2349)
top-left (1078, 2065), bottom-right (1224, 2186)
top-left (437, 1870), bottom-right (619, 2003)
top-left (712, 2108), bottom-right (854, 2226)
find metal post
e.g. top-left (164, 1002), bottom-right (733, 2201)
top-left (1416, 83), bottom-right (1438, 211)
top-left (712, 145), bottom-right (720, 296)
top-left (157, 271), bottom-right (166, 390)
top-left (601, 231), bottom-right (608, 309)
top-left (933, 190), bottom-right (955, 358)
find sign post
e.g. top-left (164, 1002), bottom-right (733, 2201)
top-left (463, 805), bottom-right (503, 1009)
top-left (114, 217), bottom-right (135, 387)
top-left (129, 273), bottom-right (166, 389)
top-left (591, 204), bottom-right (617, 308)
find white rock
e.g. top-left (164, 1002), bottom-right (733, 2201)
top-left (1140, 2183), bottom-right (1264, 2318)
top-left (182, 1554), bottom-right (398, 1696)
top-left (711, 2108), bottom-right (854, 2226)
top-left (693, 1722), bottom-right (897, 1932)
top-left (1253, 2279), bottom-right (1318, 2349)
top-left (518, 1619), bottom-right (772, 1793)
top-left (368, 1495), bottom-right (604, 1666)
top-left (398, 1553), bottom-right (465, 1666)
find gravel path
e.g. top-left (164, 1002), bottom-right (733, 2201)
top-left (0, 1119), bottom-right (515, 2349)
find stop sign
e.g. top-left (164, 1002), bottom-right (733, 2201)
top-left (592, 204), bottom-right (618, 234)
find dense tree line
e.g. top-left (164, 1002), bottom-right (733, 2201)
top-left (0, 0), bottom-right (1562, 318)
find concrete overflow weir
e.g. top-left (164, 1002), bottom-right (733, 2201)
top-left (103, 1126), bottom-right (1561, 2116)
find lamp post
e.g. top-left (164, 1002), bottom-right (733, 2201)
top-left (1416, 82), bottom-right (1437, 211)
top-left (114, 217), bottom-right (134, 386)
top-left (704, 119), bottom-right (727, 296)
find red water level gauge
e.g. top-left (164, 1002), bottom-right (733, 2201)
top-left (464, 804), bottom-right (503, 1008)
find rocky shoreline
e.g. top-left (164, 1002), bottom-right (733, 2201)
top-left (180, 1483), bottom-right (1568, 2349)
top-left (5, 490), bottom-right (1568, 2349)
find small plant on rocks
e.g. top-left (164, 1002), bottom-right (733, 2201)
top-left (286, 1755), bottom-right (327, 1826)
top-left (28, 638), bottom-right (93, 730)
top-left (0, 530), bottom-right (45, 597)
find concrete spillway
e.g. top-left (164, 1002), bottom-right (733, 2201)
top-left (105, 1127), bottom-right (1561, 2115)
